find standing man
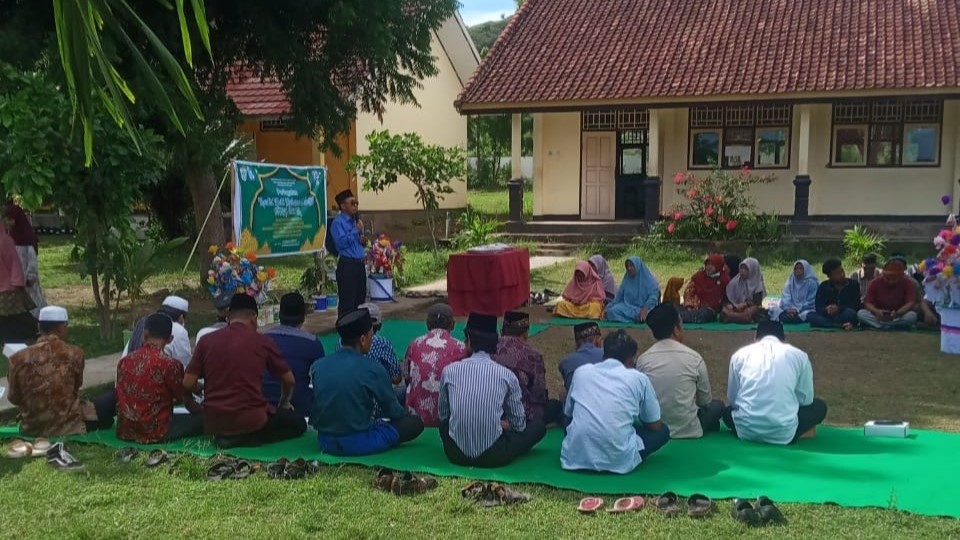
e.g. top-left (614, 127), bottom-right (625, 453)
top-left (331, 189), bottom-right (366, 316)
top-left (724, 321), bottom-right (827, 445)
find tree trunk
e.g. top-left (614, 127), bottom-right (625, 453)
top-left (186, 167), bottom-right (226, 282)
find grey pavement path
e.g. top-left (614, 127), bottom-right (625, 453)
top-left (405, 255), bottom-right (573, 297)
top-left (0, 296), bottom-right (436, 415)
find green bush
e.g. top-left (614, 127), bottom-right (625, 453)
top-left (843, 225), bottom-right (886, 264)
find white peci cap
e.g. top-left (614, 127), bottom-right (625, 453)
top-left (38, 306), bottom-right (69, 322)
top-left (162, 296), bottom-right (190, 313)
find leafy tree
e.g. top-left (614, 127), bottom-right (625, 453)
top-left (347, 130), bottom-right (466, 253)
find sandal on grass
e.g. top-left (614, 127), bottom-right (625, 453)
top-left (145, 450), bottom-right (169, 468)
top-left (229, 460), bottom-right (256, 480)
top-left (205, 459), bottom-right (238, 481)
top-left (374, 467), bottom-right (395, 491)
top-left (686, 494), bottom-right (714, 518)
top-left (5, 439), bottom-right (32, 459)
top-left (283, 458), bottom-right (307, 480)
top-left (266, 458), bottom-right (289, 480)
top-left (608, 496), bottom-right (645, 513)
top-left (755, 496), bottom-right (786, 525)
top-left (484, 483), bottom-right (531, 507)
top-left (731, 498), bottom-right (761, 527)
top-left (115, 447), bottom-right (139, 463)
top-left (655, 492), bottom-right (682, 517)
top-left (578, 497), bottom-right (605, 514)
top-left (30, 437), bottom-right (52, 457)
top-left (390, 471), bottom-right (438, 496)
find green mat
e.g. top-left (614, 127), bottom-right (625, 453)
top-left (545, 318), bottom-right (834, 332)
top-left (317, 319), bottom-right (549, 353)
top-left (2, 425), bottom-right (955, 518)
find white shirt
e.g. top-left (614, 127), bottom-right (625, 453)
top-left (561, 359), bottom-right (661, 474)
top-left (122, 322), bottom-right (192, 367)
top-left (727, 336), bottom-right (814, 445)
top-left (195, 322), bottom-right (228, 345)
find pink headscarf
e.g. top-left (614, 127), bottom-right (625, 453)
top-left (0, 219), bottom-right (25, 292)
top-left (562, 261), bottom-right (607, 305)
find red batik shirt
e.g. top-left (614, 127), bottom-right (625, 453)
top-left (116, 343), bottom-right (186, 443)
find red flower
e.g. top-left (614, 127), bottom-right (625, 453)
top-left (673, 211), bottom-right (683, 221)
top-left (726, 220), bottom-right (739, 231)
top-left (687, 188), bottom-right (698, 198)
top-left (715, 196), bottom-right (722, 203)
top-left (740, 165), bottom-right (751, 177)
top-left (706, 206), bottom-right (715, 216)
top-left (673, 172), bottom-right (685, 184)
top-left (667, 222), bottom-right (676, 234)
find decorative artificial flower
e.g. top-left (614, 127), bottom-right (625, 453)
top-left (943, 265), bottom-right (954, 277)
top-left (245, 251), bottom-right (257, 262)
top-left (673, 211), bottom-right (683, 221)
top-left (686, 188), bottom-right (698, 198)
top-left (725, 220), bottom-right (738, 231)
top-left (208, 245), bottom-right (219, 255)
top-left (267, 268), bottom-right (277, 279)
top-left (667, 222), bottom-right (676, 234)
top-left (943, 194), bottom-right (952, 206)
top-left (673, 172), bottom-right (685, 184)
top-left (225, 241), bottom-right (236, 251)
top-left (951, 235), bottom-right (960, 247)
top-left (935, 236), bottom-right (947, 250)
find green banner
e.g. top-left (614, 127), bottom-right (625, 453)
top-left (232, 160), bottom-right (327, 257)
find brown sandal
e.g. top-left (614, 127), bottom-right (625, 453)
top-left (655, 492), bottom-right (682, 517)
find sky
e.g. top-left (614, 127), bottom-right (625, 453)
top-left (458, 0), bottom-right (516, 26)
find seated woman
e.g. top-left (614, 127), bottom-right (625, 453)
top-left (773, 260), bottom-right (819, 324)
top-left (606, 256), bottom-right (660, 323)
top-left (721, 258), bottom-right (768, 324)
top-left (662, 277), bottom-right (684, 305)
top-left (554, 261), bottom-right (607, 320)
top-left (680, 254), bottom-right (730, 324)
top-left (588, 254), bottom-right (618, 302)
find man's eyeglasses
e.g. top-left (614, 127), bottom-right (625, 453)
top-left (345, 199), bottom-right (359, 206)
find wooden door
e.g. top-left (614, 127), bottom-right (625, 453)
top-left (581, 132), bottom-right (616, 220)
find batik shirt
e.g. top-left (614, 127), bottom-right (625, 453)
top-left (7, 335), bottom-right (88, 436)
top-left (494, 336), bottom-right (549, 423)
top-left (116, 343), bottom-right (185, 443)
top-left (404, 329), bottom-right (467, 427)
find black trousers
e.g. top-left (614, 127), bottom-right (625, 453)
top-left (439, 421), bottom-right (546, 468)
top-left (214, 408), bottom-right (307, 449)
top-left (697, 399), bottom-right (725, 433)
top-left (162, 414), bottom-right (205, 442)
top-left (84, 389), bottom-right (117, 432)
top-left (723, 398), bottom-right (828, 444)
top-left (391, 415), bottom-right (426, 444)
top-left (336, 257), bottom-right (367, 317)
top-left (543, 399), bottom-right (564, 425)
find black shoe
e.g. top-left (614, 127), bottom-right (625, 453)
top-left (755, 496), bottom-right (786, 525)
top-left (46, 443), bottom-right (85, 472)
top-left (731, 498), bottom-right (760, 526)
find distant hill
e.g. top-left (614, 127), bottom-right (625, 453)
top-left (468, 17), bottom-right (511, 58)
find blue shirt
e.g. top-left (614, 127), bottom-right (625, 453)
top-left (331, 212), bottom-right (365, 259)
top-left (309, 347), bottom-right (406, 436)
top-left (558, 343), bottom-right (605, 392)
top-left (561, 359), bottom-right (661, 474)
top-left (263, 325), bottom-right (325, 415)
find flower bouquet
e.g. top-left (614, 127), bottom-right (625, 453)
top-left (206, 242), bottom-right (277, 304)
top-left (365, 234), bottom-right (404, 278)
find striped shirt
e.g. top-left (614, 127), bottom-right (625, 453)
top-left (439, 352), bottom-right (526, 458)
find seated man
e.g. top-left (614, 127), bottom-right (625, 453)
top-left (857, 255), bottom-right (918, 330)
top-left (724, 321), bottom-right (827, 445)
top-left (310, 308), bottom-right (424, 456)
top-left (404, 303), bottom-right (466, 427)
top-left (8, 306), bottom-right (114, 436)
top-left (116, 314), bottom-right (203, 443)
top-left (637, 304), bottom-right (723, 439)
top-left (558, 322), bottom-right (604, 394)
top-left (561, 330), bottom-right (668, 473)
top-left (494, 311), bottom-right (561, 424)
top-left (807, 259), bottom-right (860, 330)
top-left (850, 252), bottom-right (881, 304)
top-left (184, 294), bottom-right (306, 448)
top-left (439, 313), bottom-right (546, 468)
top-left (195, 292), bottom-right (232, 344)
top-left (123, 295), bottom-right (192, 366)
top-left (357, 303), bottom-right (404, 404)
top-left (264, 292), bottom-right (325, 416)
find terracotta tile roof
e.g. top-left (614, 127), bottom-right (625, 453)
top-left (458, 0), bottom-right (960, 110)
top-left (226, 72), bottom-right (289, 117)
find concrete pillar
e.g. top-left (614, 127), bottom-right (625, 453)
top-left (792, 105), bottom-right (812, 235)
top-left (643, 109), bottom-right (662, 221)
top-left (532, 113), bottom-right (544, 217)
top-left (507, 179), bottom-right (524, 223)
top-left (511, 113), bottom-right (522, 180)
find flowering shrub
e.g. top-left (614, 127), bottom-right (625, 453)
top-left (366, 234), bottom-right (404, 278)
top-left (657, 167), bottom-right (780, 240)
top-left (206, 242), bottom-right (276, 304)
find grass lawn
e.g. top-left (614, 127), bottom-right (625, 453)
top-left (468, 187), bottom-right (532, 220)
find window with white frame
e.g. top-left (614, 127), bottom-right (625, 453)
top-left (689, 104), bottom-right (791, 169)
top-left (831, 98), bottom-right (942, 167)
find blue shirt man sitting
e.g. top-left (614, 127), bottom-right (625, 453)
top-left (263, 292), bottom-right (325, 416)
top-left (557, 322), bottom-right (605, 393)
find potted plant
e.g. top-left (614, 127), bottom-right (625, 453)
top-left (300, 254), bottom-right (328, 312)
top-left (324, 255), bottom-right (339, 309)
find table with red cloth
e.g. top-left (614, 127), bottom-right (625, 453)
top-left (446, 248), bottom-right (530, 317)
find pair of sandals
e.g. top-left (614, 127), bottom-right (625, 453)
top-left (115, 448), bottom-right (171, 468)
top-left (5, 437), bottom-right (52, 458)
top-left (461, 481), bottom-right (532, 507)
top-left (207, 458), bottom-right (260, 481)
top-left (578, 496), bottom-right (645, 514)
top-left (373, 467), bottom-right (439, 496)
top-left (732, 496), bottom-right (786, 526)
top-left (265, 457), bottom-right (321, 480)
